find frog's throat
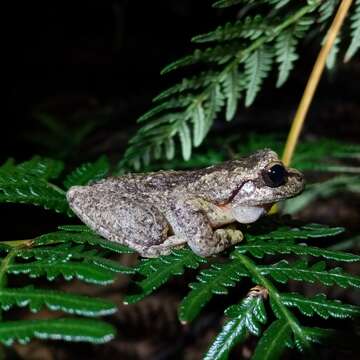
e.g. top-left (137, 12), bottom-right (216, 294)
top-left (229, 205), bottom-right (265, 224)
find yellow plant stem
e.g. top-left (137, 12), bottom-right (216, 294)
top-left (282, 0), bottom-right (354, 167)
top-left (0, 239), bottom-right (33, 248)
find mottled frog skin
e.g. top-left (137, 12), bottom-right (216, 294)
top-left (67, 149), bottom-right (304, 257)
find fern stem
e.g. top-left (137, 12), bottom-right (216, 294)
top-left (47, 182), bottom-right (66, 195)
top-left (282, 0), bottom-right (354, 166)
top-left (235, 254), bottom-right (311, 351)
top-left (0, 239), bottom-right (33, 248)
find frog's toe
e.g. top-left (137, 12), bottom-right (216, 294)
top-left (214, 228), bottom-right (243, 245)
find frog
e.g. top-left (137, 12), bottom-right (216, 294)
top-left (66, 149), bottom-right (304, 258)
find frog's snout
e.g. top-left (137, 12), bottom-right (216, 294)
top-left (287, 168), bottom-right (305, 193)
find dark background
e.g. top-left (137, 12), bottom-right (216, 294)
top-left (5, 1), bottom-right (221, 163)
top-left (5, 1), bottom-right (359, 165)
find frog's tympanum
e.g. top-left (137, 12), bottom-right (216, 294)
top-left (67, 149), bottom-right (304, 257)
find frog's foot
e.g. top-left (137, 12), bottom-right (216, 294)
top-left (212, 228), bottom-right (243, 254)
top-left (138, 235), bottom-right (186, 258)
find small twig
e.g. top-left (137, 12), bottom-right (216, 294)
top-left (282, 0), bottom-right (354, 166)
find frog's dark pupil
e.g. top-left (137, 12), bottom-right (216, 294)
top-left (264, 164), bottom-right (287, 187)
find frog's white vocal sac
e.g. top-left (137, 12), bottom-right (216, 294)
top-left (67, 149), bottom-right (304, 258)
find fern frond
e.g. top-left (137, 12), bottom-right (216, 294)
top-left (58, 224), bottom-right (92, 232)
top-left (124, 249), bottom-right (206, 304)
top-left (281, 292), bottom-right (360, 319)
top-left (178, 121), bottom-right (192, 160)
top-left (189, 103), bottom-right (206, 147)
top-left (0, 286), bottom-right (116, 316)
top-left (246, 223), bottom-right (344, 242)
top-left (14, 244), bottom-right (135, 274)
top-left (120, 3), bottom-right (320, 169)
top-left (212, 0), bottom-right (290, 9)
top-left (0, 318), bottom-right (115, 346)
top-left (63, 156), bottom-right (109, 189)
top-left (222, 67), bottom-right (245, 121)
top-left (256, 324), bottom-right (336, 353)
top-left (138, 96), bottom-right (193, 122)
top-left (164, 137), bottom-right (176, 160)
top-left (275, 16), bottom-right (313, 86)
top-left (34, 229), bottom-right (134, 254)
top-left (301, 326), bottom-right (336, 344)
top-left (252, 320), bottom-right (292, 360)
top-left (154, 71), bottom-right (218, 102)
top-left (326, 34), bottom-right (341, 69)
top-left (161, 44), bottom-right (242, 74)
top-left (204, 83), bottom-right (225, 134)
top-left (258, 259), bottom-right (360, 288)
top-left (318, 0), bottom-right (339, 23)
top-left (7, 260), bottom-right (116, 285)
top-left (235, 254), bottom-right (311, 351)
top-left (179, 262), bottom-right (248, 323)
top-left (0, 157), bottom-right (69, 215)
top-left (275, 30), bottom-right (298, 87)
top-left (345, 0), bottom-right (360, 61)
top-left (15, 157), bottom-right (64, 180)
top-left (234, 241), bottom-right (360, 262)
top-left (244, 45), bottom-right (273, 106)
top-left (212, 0), bottom-right (244, 8)
top-left (204, 294), bottom-right (267, 360)
top-left (135, 114), bottom-right (178, 135)
top-left (0, 175), bottom-right (69, 215)
top-left (0, 159), bottom-right (15, 171)
top-left (193, 16), bottom-right (268, 43)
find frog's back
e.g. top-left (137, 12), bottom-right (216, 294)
top-left (114, 169), bottom-right (201, 193)
top-left (108, 160), bottom-right (244, 194)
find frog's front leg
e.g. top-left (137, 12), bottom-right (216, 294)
top-left (167, 198), bottom-right (243, 257)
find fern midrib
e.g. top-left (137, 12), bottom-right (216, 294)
top-left (7, 260), bottom-right (115, 285)
top-left (237, 243), bottom-right (360, 262)
top-left (0, 287), bottom-right (116, 315)
top-left (259, 320), bottom-right (290, 360)
top-left (260, 262), bottom-right (360, 286)
top-left (234, 254), bottom-right (311, 350)
top-left (281, 293), bottom-right (360, 317)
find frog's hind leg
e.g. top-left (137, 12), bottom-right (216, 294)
top-left (67, 186), bottom-right (176, 255)
top-left (139, 235), bottom-right (186, 258)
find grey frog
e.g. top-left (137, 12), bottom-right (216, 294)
top-left (67, 149), bottom-right (304, 258)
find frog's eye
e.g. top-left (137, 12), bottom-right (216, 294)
top-left (263, 163), bottom-right (287, 188)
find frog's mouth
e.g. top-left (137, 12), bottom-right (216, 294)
top-left (229, 203), bottom-right (274, 224)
